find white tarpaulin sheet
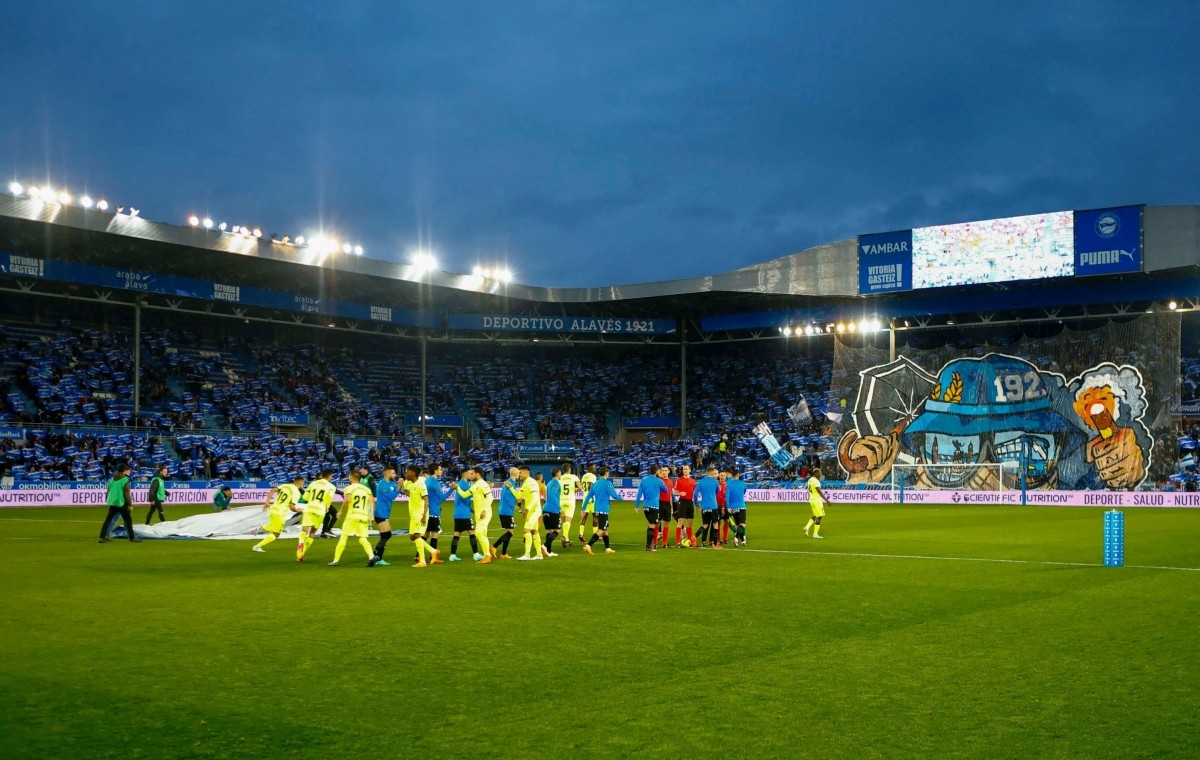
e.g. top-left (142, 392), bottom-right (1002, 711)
top-left (110, 505), bottom-right (379, 540)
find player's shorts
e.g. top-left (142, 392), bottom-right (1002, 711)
top-left (810, 499), bottom-right (826, 518)
top-left (342, 518), bottom-right (370, 538)
top-left (643, 507), bottom-right (660, 524)
top-left (453, 517), bottom-right (474, 533)
top-left (373, 504), bottom-right (392, 522)
top-left (676, 498), bottom-right (695, 520)
top-left (542, 511), bottom-right (561, 530)
top-left (658, 503), bottom-right (672, 521)
top-left (263, 512), bottom-right (287, 534)
top-left (561, 504), bottom-right (576, 522)
top-left (300, 509), bottom-right (326, 530)
top-left (594, 513), bottom-right (610, 532)
top-left (523, 508), bottom-right (543, 531)
top-left (499, 514), bottom-right (515, 530)
top-left (427, 516), bottom-right (442, 533)
top-left (701, 509), bottom-right (718, 524)
top-left (730, 509), bottom-right (747, 526)
top-left (474, 508), bottom-right (492, 526)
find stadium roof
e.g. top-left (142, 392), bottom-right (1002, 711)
top-left (2, 196), bottom-right (1198, 334)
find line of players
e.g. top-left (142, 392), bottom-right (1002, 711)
top-left (247, 460), bottom-right (778, 567)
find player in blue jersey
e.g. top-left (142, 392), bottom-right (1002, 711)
top-left (580, 466), bottom-right (618, 555)
top-left (540, 468), bottom-right (563, 558)
top-left (492, 466), bottom-right (521, 559)
top-left (693, 465), bottom-right (723, 549)
top-left (634, 468), bottom-right (666, 552)
top-left (368, 466), bottom-right (401, 566)
top-left (450, 468), bottom-right (483, 562)
top-left (725, 469), bottom-right (749, 547)
top-left (424, 464), bottom-right (446, 557)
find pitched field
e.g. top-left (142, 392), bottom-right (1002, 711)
top-left (1, 502), bottom-right (1198, 759)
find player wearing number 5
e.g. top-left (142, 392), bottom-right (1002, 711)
top-left (329, 471), bottom-right (376, 566)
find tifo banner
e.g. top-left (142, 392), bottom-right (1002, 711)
top-left (829, 313), bottom-right (1181, 490)
top-left (1074, 205), bottom-right (1142, 277)
top-left (857, 230), bottom-right (912, 294)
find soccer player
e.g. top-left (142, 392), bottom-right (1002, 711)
top-left (577, 463), bottom-right (598, 543)
top-left (146, 464), bottom-right (169, 524)
top-left (297, 469), bottom-right (336, 562)
top-left (492, 466), bottom-right (521, 559)
top-left (805, 468), bottom-right (830, 538)
top-left (424, 464), bottom-right (447, 557)
top-left (674, 464), bottom-right (697, 548)
top-left (518, 465), bottom-right (544, 561)
top-left (726, 469), bottom-right (749, 546)
top-left (693, 465), bottom-right (722, 549)
top-left (717, 469), bottom-right (731, 544)
top-left (540, 468), bottom-right (563, 558)
top-left (449, 468), bottom-right (483, 562)
top-left (403, 466), bottom-right (441, 566)
top-left (580, 465), bottom-right (618, 555)
top-left (253, 474), bottom-right (304, 552)
top-left (212, 485), bottom-right (233, 513)
top-left (468, 467), bottom-right (494, 564)
top-left (657, 465), bottom-right (675, 548)
top-left (368, 466), bottom-right (400, 566)
top-left (98, 463), bottom-right (140, 543)
top-left (329, 470), bottom-right (376, 566)
top-left (634, 467), bottom-right (665, 552)
top-left (559, 462), bottom-right (580, 547)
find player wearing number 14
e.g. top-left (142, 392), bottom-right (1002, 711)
top-left (297, 469), bottom-right (336, 562)
top-left (329, 471), bottom-right (376, 566)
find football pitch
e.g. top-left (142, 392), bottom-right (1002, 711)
top-left (1, 502), bottom-right (1198, 759)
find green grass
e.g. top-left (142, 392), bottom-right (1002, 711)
top-left (1, 502), bottom-right (1199, 759)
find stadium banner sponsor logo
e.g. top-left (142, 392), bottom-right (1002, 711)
top-left (1074, 205), bottom-right (1142, 276)
top-left (0, 487), bottom-right (279, 507)
top-left (259, 411), bottom-right (309, 426)
top-left (448, 314), bottom-right (677, 335)
top-left (0, 252), bottom-right (439, 329)
top-left (0, 427), bottom-right (25, 440)
top-left (857, 230), bottom-right (913, 294)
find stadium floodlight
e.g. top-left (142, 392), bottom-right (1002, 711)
top-left (252, 228), bottom-right (262, 238)
top-left (781, 326), bottom-right (792, 337)
top-left (295, 235), bottom-right (305, 245)
top-left (473, 265), bottom-right (484, 277)
top-left (836, 323), bottom-right (845, 333)
top-left (1169, 300), bottom-right (1179, 311)
top-left (80, 195), bottom-right (94, 208)
top-left (411, 250), bottom-right (438, 273)
top-left (188, 215), bottom-right (200, 227)
top-left (96, 199), bottom-right (109, 211)
top-left (8, 182), bottom-right (22, 195)
top-left (806, 325), bottom-right (816, 336)
top-left (203, 217), bottom-right (213, 229)
top-left (354, 245), bottom-right (363, 256)
top-left (129, 208), bottom-right (140, 217)
top-left (848, 321), bottom-right (858, 332)
top-left (342, 243), bottom-right (352, 254)
top-left (58, 192), bottom-right (71, 204)
top-left (499, 268), bottom-right (513, 283)
top-left (27, 185), bottom-right (41, 199)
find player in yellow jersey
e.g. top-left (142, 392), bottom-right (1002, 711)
top-left (577, 464), bottom-right (597, 542)
top-left (297, 469), bottom-right (336, 562)
top-left (517, 465), bottom-right (544, 561)
top-left (329, 470), bottom-right (377, 566)
top-left (558, 462), bottom-right (580, 547)
top-left (804, 468), bottom-right (830, 538)
top-left (253, 475), bottom-right (305, 552)
top-left (467, 467), bottom-right (495, 563)
top-left (404, 465), bottom-right (440, 567)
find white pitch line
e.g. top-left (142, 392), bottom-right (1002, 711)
top-left (731, 545), bottom-right (1200, 572)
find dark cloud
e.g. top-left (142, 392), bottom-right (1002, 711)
top-left (1, 1), bottom-right (1196, 287)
